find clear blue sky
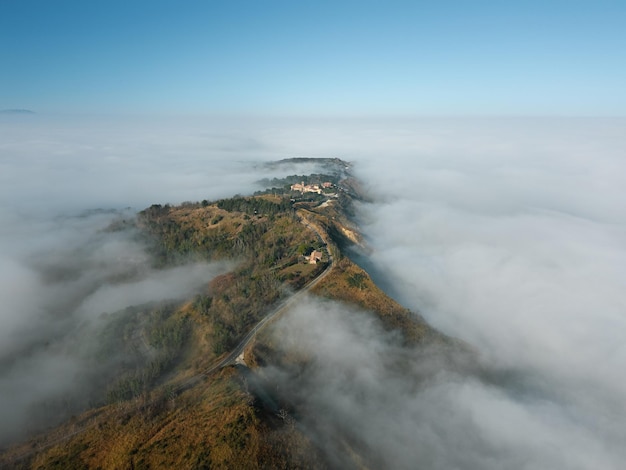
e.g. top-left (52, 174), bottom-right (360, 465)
top-left (1, 0), bottom-right (625, 116)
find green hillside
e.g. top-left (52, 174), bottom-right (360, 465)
top-left (1, 161), bottom-right (454, 469)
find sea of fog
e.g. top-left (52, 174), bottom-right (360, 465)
top-left (1, 115), bottom-right (625, 468)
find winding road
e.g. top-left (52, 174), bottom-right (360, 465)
top-left (200, 213), bottom-right (333, 374)
top-left (164, 213), bottom-right (333, 397)
top-left (209, 255), bottom-right (332, 371)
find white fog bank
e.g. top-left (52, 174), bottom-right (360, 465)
top-left (1, 115), bottom-right (624, 467)
top-left (259, 117), bottom-right (626, 469)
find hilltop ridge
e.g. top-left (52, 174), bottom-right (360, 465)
top-left (1, 158), bottom-right (461, 469)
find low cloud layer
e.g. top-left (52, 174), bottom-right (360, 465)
top-left (257, 118), bottom-right (626, 468)
top-left (1, 115), bottom-right (624, 466)
top-left (265, 297), bottom-right (625, 470)
top-left (351, 119), bottom-right (626, 436)
top-left (0, 115), bottom-right (286, 215)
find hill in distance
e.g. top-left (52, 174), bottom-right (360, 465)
top-left (0, 109), bottom-right (35, 114)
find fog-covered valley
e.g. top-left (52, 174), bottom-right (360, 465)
top-left (1, 115), bottom-right (625, 468)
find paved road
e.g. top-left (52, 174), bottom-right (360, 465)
top-left (169, 214), bottom-right (333, 395)
top-left (201, 215), bottom-right (333, 373)
top-left (216, 257), bottom-right (332, 369)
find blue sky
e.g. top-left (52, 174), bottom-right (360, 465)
top-left (1, 0), bottom-right (625, 116)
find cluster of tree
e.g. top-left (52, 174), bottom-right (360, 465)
top-left (216, 196), bottom-right (292, 216)
top-left (253, 187), bottom-right (288, 196)
top-left (136, 195), bottom-right (325, 361)
top-left (104, 307), bottom-right (191, 403)
top-left (137, 207), bottom-right (232, 264)
top-left (193, 266), bottom-right (283, 355)
top-left (347, 272), bottom-right (368, 290)
top-left (290, 193), bottom-right (328, 207)
top-left (296, 239), bottom-right (324, 256)
top-left (140, 203), bottom-right (171, 218)
top-left (138, 198), bottom-right (305, 267)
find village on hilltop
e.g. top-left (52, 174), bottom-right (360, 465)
top-left (290, 181), bottom-right (333, 194)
